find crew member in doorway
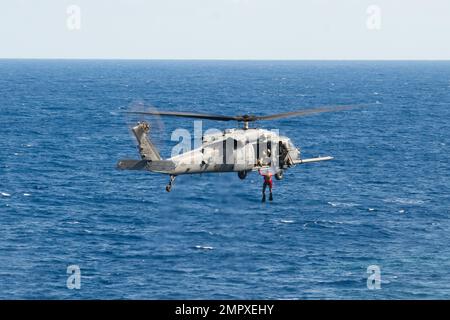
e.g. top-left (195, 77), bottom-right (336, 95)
top-left (259, 169), bottom-right (273, 202)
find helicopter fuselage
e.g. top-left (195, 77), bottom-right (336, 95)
top-left (165, 128), bottom-right (299, 175)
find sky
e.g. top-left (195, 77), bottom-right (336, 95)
top-left (0, 0), bottom-right (449, 60)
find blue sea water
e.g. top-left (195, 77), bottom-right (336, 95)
top-left (0, 60), bottom-right (450, 299)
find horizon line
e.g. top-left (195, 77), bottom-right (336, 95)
top-left (1, 58), bottom-right (450, 62)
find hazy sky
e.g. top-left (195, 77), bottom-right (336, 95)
top-left (1, 0), bottom-right (449, 59)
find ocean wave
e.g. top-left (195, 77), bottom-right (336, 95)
top-left (327, 201), bottom-right (359, 208)
top-left (194, 245), bottom-right (213, 250)
top-left (384, 198), bottom-right (425, 205)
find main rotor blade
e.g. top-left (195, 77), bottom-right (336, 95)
top-left (126, 110), bottom-right (239, 121)
top-left (126, 103), bottom-right (369, 123)
top-left (253, 104), bottom-right (360, 121)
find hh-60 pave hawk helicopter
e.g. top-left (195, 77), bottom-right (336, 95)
top-left (117, 105), bottom-right (358, 192)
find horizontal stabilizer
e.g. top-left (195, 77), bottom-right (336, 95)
top-left (117, 159), bottom-right (150, 170)
top-left (117, 159), bottom-right (176, 172)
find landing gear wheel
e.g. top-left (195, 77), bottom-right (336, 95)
top-left (275, 170), bottom-right (284, 180)
top-left (238, 171), bottom-right (247, 180)
top-left (166, 185), bottom-right (172, 192)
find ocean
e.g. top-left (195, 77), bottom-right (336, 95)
top-left (1, 60), bottom-right (449, 299)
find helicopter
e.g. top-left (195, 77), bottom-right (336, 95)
top-left (117, 105), bottom-right (357, 192)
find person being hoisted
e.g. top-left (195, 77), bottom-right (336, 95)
top-left (259, 169), bottom-right (273, 202)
